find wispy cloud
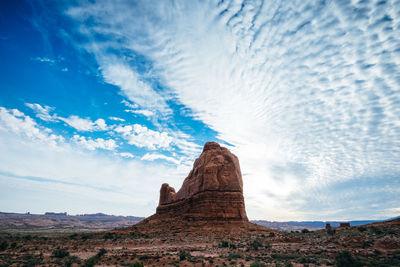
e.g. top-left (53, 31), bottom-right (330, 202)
top-left (66, 0), bottom-right (400, 220)
top-left (141, 153), bottom-right (180, 165)
top-left (101, 63), bottom-right (171, 116)
top-left (124, 109), bottom-right (154, 117)
top-left (25, 103), bottom-right (57, 121)
top-left (31, 56), bottom-right (56, 64)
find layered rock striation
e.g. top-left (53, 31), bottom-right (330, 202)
top-left (156, 142), bottom-right (248, 222)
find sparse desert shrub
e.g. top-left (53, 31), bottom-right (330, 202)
top-left (121, 262), bottom-right (144, 267)
top-left (179, 250), bottom-right (190, 261)
top-left (229, 243), bottom-right (237, 249)
top-left (362, 239), bottom-right (374, 248)
top-left (271, 254), bottom-right (298, 260)
top-left (327, 228), bottom-right (336, 236)
top-left (62, 255), bottom-right (81, 267)
top-left (22, 254), bottom-right (43, 266)
top-left (0, 240), bottom-right (8, 251)
top-left (301, 229), bottom-right (309, 233)
top-left (52, 248), bottom-right (70, 258)
top-left (22, 234), bottom-right (32, 240)
top-left (250, 261), bottom-right (265, 267)
top-left (268, 232), bottom-right (275, 237)
top-left (334, 250), bottom-right (362, 267)
top-left (227, 253), bottom-right (243, 260)
top-left (264, 242), bottom-right (271, 249)
top-left (138, 255), bottom-right (149, 261)
top-left (103, 232), bottom-right (114, 240)
top-left (373, 249), bottom-right (382, 255)
top-left (248, 240), bottom-right (262, 250)
top-left (98, 248), bottom-right (107, 257)
top-left (357, 226), bottom-right (367, 232)
top-left (370, 226), bottom-right (383, 235)
top-left (82, 248), bottom-right (107, 267)
top-left (219, 240), bottom-right (229, 248)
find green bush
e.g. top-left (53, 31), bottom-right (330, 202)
top-left (138, 255), bottom-right (149, 260)
top-left (227, 253), bottom-right (243, 260)
top-left (335, 251), bottom-right (362, 267)
top-left (301, 229), bottom-right (309, 233)
top-left (268, 232), bottom-right (275, 237)
top-left (327, 228), bottom-right (336, 236)
top-left (249, 240), bottom-right (262, 250)
top-left (0, 240), bottom-right (8, 251)
top-left (103, 232), bottom-right (114, 240)
top-left (250, 261), bottom-right (265, 267)
top-left (62, 255), bottom-right (81, 267)
top-left (52, 248), bottom-right (70, 258)
top-left (98, 248), bottom-right (107, 257)
top-left (179, 250), bottom-right (190, 261)
top-left (357, 226), bottom-right (367, 232)
top-left (219, 240), bottom-right (229, 248)
top-left (82, 248), bottom-right (107, 267)
top-left (370, 226), bottom-right (383, 235)
top-left (121, 262), bottom-right (144, 267)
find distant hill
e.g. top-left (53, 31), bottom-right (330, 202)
top-left (1, 211), bottom-right (397, 233)
top-left (0, 212), bottom-right (144, 233)
top-left (251, 217), bottom-right (400, 231)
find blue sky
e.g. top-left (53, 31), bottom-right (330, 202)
top-left (0, 0), bottom-right (399, 220)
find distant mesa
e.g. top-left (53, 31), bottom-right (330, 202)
top-left (135, 142), bottom-right (268, 233)
top-left (44, 212), bottom-right (67, 216)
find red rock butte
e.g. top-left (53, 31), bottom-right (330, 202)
top-left (135, 142), bottom-right (268, 234)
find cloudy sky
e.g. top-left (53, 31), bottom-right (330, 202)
top-left (0, 0), bottom-right (399, 221)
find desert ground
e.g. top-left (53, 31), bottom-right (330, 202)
top-left (0, 218), bottom-right (399, 267)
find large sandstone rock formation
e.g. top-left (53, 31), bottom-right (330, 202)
top-left (156, 141), bottom-right (248, 222)
top-left (135, 142), bottom-right (267, 234)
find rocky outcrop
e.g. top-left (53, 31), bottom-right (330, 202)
top-left (155, 142), bottom-right (248, 222)
top-left (133, 142), bottom-right (271, 234)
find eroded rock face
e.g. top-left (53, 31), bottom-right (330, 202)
top-left (156, 141), bottom-right (248, 222)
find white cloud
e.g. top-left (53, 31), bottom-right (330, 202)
top-left (121, 100), bottom-right (138, 109)
top-left (141, 153), bottom-right (180, 165)
top-left (109, 116), bottom-right (125, 122)
top-left (125, 109), bottom-right (154, 117)
top-left (31, 57), bottom-right (55, 64)
top-left (26, 103), bottom-right (110, 131)
top-left (119, 152), bottom-right (134, 158)
top-left (59, 115), bottom-right (109, 131)
top-left (114, 124), bottom-right (173, 150)
top-left (66, 0), bottom-right (400, 220)
top-left (72, 135), bottom-right (117, 151)
top-left (0, 107), bottom-right (64, 146)
top-left (25, 103), bottom-right (56, 121)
